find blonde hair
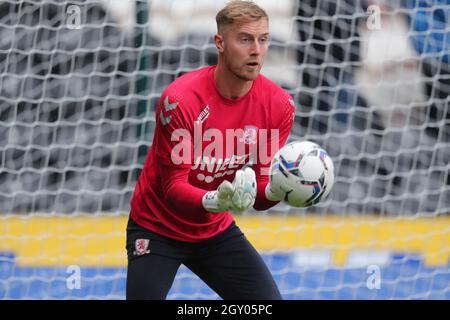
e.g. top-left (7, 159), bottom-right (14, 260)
top-left (216, 0), bottom-right (268, 33)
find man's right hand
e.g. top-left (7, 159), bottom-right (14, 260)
top-left (202, 167), bottom-right (257, 213)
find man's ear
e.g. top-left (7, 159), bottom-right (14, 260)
top-left (214, 34), bottom-right (224, 53)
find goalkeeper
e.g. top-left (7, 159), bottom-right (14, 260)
top-left (126, 0), bottom-right (295, 300)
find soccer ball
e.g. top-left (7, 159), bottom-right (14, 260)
top-left (269, 141), bottom-right (335, 207)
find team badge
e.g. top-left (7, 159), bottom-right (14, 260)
top-left (133, 239), bottom-right (151, 256)
top-left (240, 125), bottom-right (258, 145)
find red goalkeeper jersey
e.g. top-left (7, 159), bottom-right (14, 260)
top-left (130, 66), bottom-right (295, 242)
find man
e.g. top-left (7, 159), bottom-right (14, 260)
top-left (126, 0), bottom-right (295, 300)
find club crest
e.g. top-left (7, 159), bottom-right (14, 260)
top-left (133, 239), bottom-right (151, 256)
top-left (239, 125), bottom-right (258, 145)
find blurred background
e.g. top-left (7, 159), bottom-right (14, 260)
top-left (0, 0), bottom-right (449, 299)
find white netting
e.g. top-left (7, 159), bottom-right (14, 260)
top-left (0, 0), bottom-right (448, 299)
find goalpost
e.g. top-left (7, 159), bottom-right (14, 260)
top-left (0, 0), bottom-right (448, 299)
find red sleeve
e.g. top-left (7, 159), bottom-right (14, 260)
top-left (159, 163), bottom-right (208, 213)
top-left (153, 94), bottom-right (194, 168)
top-left (153, 94), bottom-right (208, 212)
top-left (253, 91), bottom-right (295, 211)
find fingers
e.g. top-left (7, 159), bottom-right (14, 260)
top-left (241, 168), bottom-right (256, 200)
top-left (230, 168), bottom-right (257, 212)
top-left (240, 167), bottom-right (256, 209)
top-left (218, 180), bottom-right (234, 195)
top-left (213, 167), bottom-right (258, 213)
top-left (243, 167), bottom-right (256, 196)
top-left (217, 180), bottom-right (234, 204)
top-left (233, 170), bottom-right (245, 193)
top-left (231, 170), bottom-right (244, 209)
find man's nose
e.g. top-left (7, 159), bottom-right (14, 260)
top-left (250, 40), bottom-right (261, 55)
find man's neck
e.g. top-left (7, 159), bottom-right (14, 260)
top-left (214, 64), bottom-right (253, 100)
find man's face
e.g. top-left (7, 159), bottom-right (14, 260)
top-left (218, 18), bottom-right (269, 81)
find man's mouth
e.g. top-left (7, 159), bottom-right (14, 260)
top-left (246, 62), bottom-right (259, 68)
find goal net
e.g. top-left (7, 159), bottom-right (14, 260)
top-left (0, 0), bottom-right (448, 299)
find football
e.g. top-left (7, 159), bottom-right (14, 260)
top-left (269, 141), bottom-right (335, 207)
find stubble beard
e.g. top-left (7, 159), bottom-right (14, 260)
top-left (232, 63), bottom-right (261, 82)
